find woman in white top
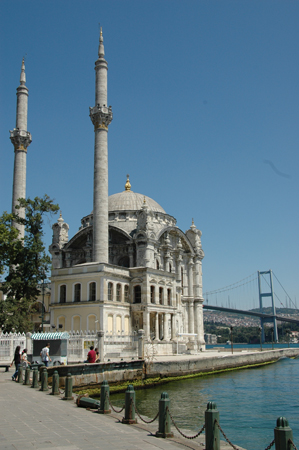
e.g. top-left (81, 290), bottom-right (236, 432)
top-left (21, 349), bottom-right (30, 368)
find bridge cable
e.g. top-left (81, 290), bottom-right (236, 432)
top-left (204, 272), bottom-right (258, 296)
top-left (272, 271), bottom-right (298, 310)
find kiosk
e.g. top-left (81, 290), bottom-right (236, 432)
top-left (31, 332), bottom-right (69, 366)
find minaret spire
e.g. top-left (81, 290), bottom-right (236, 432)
top-left (10, 59), bottom-right (32, 239)
top-left (89, 28), bottom-right (113, 262)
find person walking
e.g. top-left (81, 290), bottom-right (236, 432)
top-left (11, 345), bottom-right (21, 381)
top-left (40, 343), bottom-right (51, 367)
top-left (21, 349), bottom-right (30, 368)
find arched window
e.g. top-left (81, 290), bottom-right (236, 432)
top-left (87, 314), bottom-right (96, 332)
top-left (150, 286), bottom-right (155, 304)
top-left (89, 282), bottom-right (96, 301)
top-left (167, 289), bottom-right (171, 306)
top-left (124, 285), bottom-right (129, 302)
top-left (72, 315), bottom-right (80, 332)
top-left (181, 267), bottom-right (184, 289)
top-left (74, 284), bottom-right (81, 302)
top-left (124, 316), bottom-right (130, 335)
top-left (107, 315), bottom-right (113, 334)
top-left (108, 282), bottom-right (113, 301)
top-left (134, 285), bottom-right (141, 303)
top-left (169, 263), bottom-right (172, 273)
top-left (60, 285), bottom-right (66, 303)
top-left (116, 316), bottom-right (122, 334)
top-left (116, 283), bottom-right (121, 302)
top-left (159, 287), bottom-right (163, 305)
top-left (57, 316), bottom-right (65, 331)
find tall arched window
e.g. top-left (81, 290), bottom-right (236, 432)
top-left (116, 316), bottom-right (122, 334)
top-left (134, 285), bottom-right (141, 303)
top-left (89, 282), bottom-right (96, 301)
top-left (87, 314), bottom-right (96, 332)
top-left (181, 267), bottom-right (184, 289)
top-left (72, 315), bottom-right (80, 332)
top-left (74, 284), bottom-right (81, 302)
top-left (150, 286), bottom-right (155, 304)
top-left (159, 287), bottom-right (163, 305)
top-left (108, 282), bottom-right (113, 301)
top-left (116, 283), bottom-right (121, 302)
top-left (60, 285), bottom-right (66, 303)
top-left (124, 285), bottom-right (129, 302)
top-left (167, 289), bottom-right (171, 306)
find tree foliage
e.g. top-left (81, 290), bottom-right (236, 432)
top-left (0, 195), bottom-right (59, 332)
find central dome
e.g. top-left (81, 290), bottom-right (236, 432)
top-left (108, 190), bottom-right (166, 213)
top-left (108, 176), bottom-right (166, 214)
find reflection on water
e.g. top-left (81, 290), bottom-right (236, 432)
top-left (110, 358), bottom-right (299, 450)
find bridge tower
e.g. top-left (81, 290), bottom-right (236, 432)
top-left (258, 270), bottom-right (278, 343)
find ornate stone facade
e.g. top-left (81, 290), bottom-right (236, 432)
top-left (49, 30), bottom-right (205, 356)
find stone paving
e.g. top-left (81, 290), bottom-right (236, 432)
top-left (0, 364), bottom-right (243, 450)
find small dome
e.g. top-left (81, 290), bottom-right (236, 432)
top-left (109, 190), bottom-right (166, 213)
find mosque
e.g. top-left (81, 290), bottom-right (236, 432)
top-left (11, 30), bottom-right (205, 356)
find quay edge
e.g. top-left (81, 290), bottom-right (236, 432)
top-left (46, 348), bottom-right (299, 390)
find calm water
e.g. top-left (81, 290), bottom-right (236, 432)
top-left (110, 356), bottom-right (299, 450)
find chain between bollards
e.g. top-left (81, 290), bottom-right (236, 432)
top-left (106, 392), bottom-right (125, 414)
top-left (289, 439), bottom-right (298, 450)
top-left (264, 439), bottom-right (275, 450)
top-left (167, 407), bottom-right (205, 440)
top-left (215, 419), bottom-right (241, 450)
top-left (132, 398), bottom-right (159, 424)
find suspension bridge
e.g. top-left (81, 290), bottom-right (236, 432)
top-left (203, 270), bottom-right (299, 343)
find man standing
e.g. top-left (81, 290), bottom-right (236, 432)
top-left (40, 343), bottom-right (52, 367)
top-left (87, 346), bottom-right (96, 363)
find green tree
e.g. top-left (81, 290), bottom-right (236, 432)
top-left (0, 195), bottom-right (59, 332)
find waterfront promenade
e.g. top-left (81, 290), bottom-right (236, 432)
top-left (0, 364), bottom-right (242, 450)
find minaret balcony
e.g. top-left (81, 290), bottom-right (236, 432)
top-left (9, 128), bottom-right (32, 149)
top-left (89, 105), bottom-right (113, 129)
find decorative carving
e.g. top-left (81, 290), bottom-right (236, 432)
top-left (89, 104), bottom-right (113, 130)
top-left (10, 129), bottom-right (32, 150)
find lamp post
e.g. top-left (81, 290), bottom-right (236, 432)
top-left (230, 326), bottom-right (234, 354)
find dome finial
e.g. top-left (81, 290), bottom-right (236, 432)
top-left (98, 26), bottom-right (105, 57)
top-left (20, 57), bottom-right (26, 85)
top-left (125, 174), bottom-right (131, 191)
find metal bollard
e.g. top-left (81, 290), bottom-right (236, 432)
top-left (17, 364), bottom-right (23, 383)
top-left (274, 417), bottom-right (293, 450)
top-left (31, 367), bottom-right (39, 388)
top-left (51, 370), bottom-right (60, 395)
top-left (77, 396), bottom-right (101, 409)
top-left (40, 367), bottom-right (48, 391)
top-left (122, 385), bottom-right (137, 424)
top-left (205, 402), bottom-right (220, 450)
top-left (63, 373), bottom-right (73, 400)
top-left (156, 392), bottom-right (173, 438)
top-left (98, 380), bottom-right (111, 414)
top-left (23, 366), bottom-right (31, 385)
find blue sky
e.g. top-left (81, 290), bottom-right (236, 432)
top-left (1, 1), bottom-right (298, 310)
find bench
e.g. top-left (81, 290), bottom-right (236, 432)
top-left (0, 364), bottom-right (11, 372)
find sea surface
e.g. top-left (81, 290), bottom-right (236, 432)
top-left (110, 352), bottom-right (299, 450)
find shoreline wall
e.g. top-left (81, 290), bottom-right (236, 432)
top-left (46, 348), bottom-right (299, 388)
top-left (145, 348), bottom-right (299, 378)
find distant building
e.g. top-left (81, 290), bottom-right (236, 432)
top-left (204, 333), bottom-right (217, 345)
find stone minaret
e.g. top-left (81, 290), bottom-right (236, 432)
top-left (10, 59), bottom-right (32, 239)
top-left (89, 28), bottom-right (113, 262)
